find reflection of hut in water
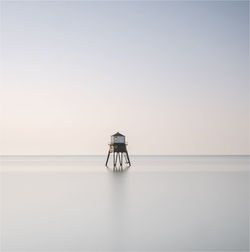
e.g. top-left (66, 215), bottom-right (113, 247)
top-left (105, 132), bottom-right (131, 170)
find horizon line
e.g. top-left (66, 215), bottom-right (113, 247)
top-left (0, 154), bottom-right (249, 157)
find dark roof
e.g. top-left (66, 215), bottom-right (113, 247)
top-left (112, 132), bottom-right (125, 137)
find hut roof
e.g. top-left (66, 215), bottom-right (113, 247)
top-left (112, 132), bottom-right (125, 137)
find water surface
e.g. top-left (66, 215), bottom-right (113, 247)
top-left (0, 155), bottom-right (249, 251)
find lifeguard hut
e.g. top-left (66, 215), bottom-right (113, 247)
top-left (105, 132), bottom-right (131, 169)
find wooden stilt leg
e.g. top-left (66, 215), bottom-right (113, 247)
top-left (124, 153), bottom-right (128, 164)
top-left (105, 151), bottom-right (110, 167)
top-left (126, 152), bottom-right (131, 166)
top-left (115, 152), bottom-right (118, 169)
top-left (117, 152), bottom-right (121, 168)
top-left (113, 152), bottom-right (115, 169)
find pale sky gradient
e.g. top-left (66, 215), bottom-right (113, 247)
top-left (0, 1), bottom-right (249, 155)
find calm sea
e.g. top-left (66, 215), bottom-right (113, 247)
top-left (0, 155), bottom-right (249, 251)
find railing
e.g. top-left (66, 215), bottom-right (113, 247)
top-left (108, 142), bottom-right (128, 145)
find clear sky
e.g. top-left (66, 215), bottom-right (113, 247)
top-left (0, 0), bottom-right (249, 155)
